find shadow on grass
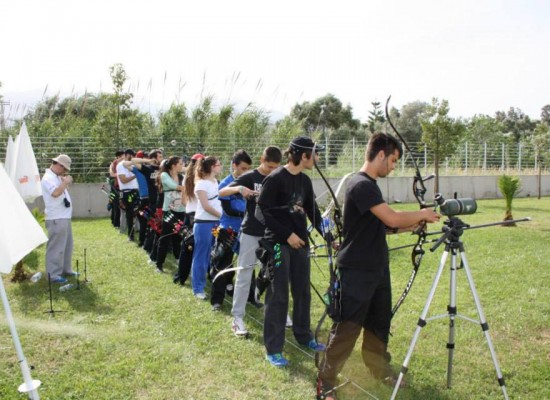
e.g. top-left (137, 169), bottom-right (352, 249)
top-left (11, 278), bottom-right (113, 315)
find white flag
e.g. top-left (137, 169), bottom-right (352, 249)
top-left (0, 164), bottom-right (47, 274)
top-left (10, 122), bottom-right (42, 202)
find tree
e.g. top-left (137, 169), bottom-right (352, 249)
top-left (367, 101), bottom-right (385, 133)
top-left (393, 101), bottom-right (429, 144)
top-left (540, 105), bottom-right (550, 125)
top-left (290, 93), bottom-right (360, 134)
top-left (158, 103), bottom-right (189, 153)
top-left (498, 175), bottom-right (521, 224)
top-left (420, 98), bottom-right (466, 192)
top-left (494, 107), bottom-right (536, 143)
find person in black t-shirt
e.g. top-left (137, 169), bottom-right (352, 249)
top-left (316, 133), bottom-right (440, 399)
top-left (218, 146), bottom-right (282, 337)
top-left (258, 136), bottom-right (329, 368)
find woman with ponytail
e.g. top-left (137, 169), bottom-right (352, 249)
top-left (191, 156), bottom-right (223, 299)
top-left (155, 156), bottom-right (185, 273)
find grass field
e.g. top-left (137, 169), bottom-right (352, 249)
top-left (1, 197), bottom-right (549, 400)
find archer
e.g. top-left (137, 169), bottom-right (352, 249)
top-left (316, 133), bottom-right (440, 399)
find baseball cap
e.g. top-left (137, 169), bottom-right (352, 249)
top-left (191, 153), bottom-right (205, 161)
top-left (52, 154), bottom-right (72, 171)
top-left (135, 150), bottom-right (145, 158)
top-left (289, 136), bottom-right (325, 154)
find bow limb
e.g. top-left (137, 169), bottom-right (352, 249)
top-left (385, 95), bottom-right (434, 317)
top-left (212, 264), bottom-right (256, 283)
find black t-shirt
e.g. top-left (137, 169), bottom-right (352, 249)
top-left (337, 172), bottom-right (388, 272)
top-left (229, 169), bottom-right (268, 236)
top-left (258, 166), bottom-right (322, 244)
top-left (140, 164), bottom-right (159, 207)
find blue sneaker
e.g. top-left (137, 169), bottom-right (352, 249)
top-left (266, 353), bottom-right (289, 367)
top-left (51, 277), bottom-right (68, 284)
top-left (307, 339), bottom-right (326, 352)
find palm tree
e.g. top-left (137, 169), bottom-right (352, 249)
top-left (498, 175), bottom-right (521, 225)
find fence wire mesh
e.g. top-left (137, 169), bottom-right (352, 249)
top-left (0, 137), bottom-right (547, 182)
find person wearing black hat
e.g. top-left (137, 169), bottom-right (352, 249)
top-left (257, 136), bottom-right (329, 367)
top-left (116, 149), bottom-right (140, 241)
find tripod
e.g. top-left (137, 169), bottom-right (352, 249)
top-left (391, 216), bottom-right (509, 400)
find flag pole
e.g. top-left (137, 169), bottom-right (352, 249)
top-left (0, 277), bottom-right (41, 399)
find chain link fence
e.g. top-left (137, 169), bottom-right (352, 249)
top-left (0, 137), bottom-right (547, 182)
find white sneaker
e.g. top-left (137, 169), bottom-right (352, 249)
top-left (286, 314), bottom-right (293, 328)
top-left (232, 317), bottom-right (248, 337)
top-left (194, 292), bottom-right (207, 300)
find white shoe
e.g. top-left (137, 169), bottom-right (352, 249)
top-left (286, 314), bottom-right (293, 328)
top-left (232, 317), bottom-right (248, 337)
top-left (194, 292), bottom-right (207, 300)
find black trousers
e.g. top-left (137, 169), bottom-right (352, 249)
top-left (210, 249), bottom-right (235, 305)
top-left (121, 190), bottom-right (139, 240)
top-left (318, 267), bottom-right (393, 386)
top-left (264, 245), bottom-right (313, 354)
top-left (174, 213), bottom-right (194, 285)
top-left (156, 211), bottom-right (185, 271)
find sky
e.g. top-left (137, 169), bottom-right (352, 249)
top-left (1, 0), bottom-right (550, 124)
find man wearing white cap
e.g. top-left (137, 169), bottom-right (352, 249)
top-left (41, 154), bottom-right (77, 284)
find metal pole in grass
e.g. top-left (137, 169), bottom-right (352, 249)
top-left (0, 276), bottom-right (41, 399)
top-left (84, 248), bottom-right (89, 283)
top-left (44, 273), bottom-right (65, 316)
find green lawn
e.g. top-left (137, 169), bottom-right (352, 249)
top-left (1, 198), bottom-right (549, 399)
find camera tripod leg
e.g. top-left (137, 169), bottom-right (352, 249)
top-left (390, 250), bottom-right (450, 400)
top-left (446, 249), bottom-right (458, 388)
top-left (459, 250), bottom-right (509, 400)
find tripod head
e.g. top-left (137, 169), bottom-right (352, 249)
top-left (430, 216), bottom-right (470, 252)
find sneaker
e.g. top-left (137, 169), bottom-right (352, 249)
top-left (51, 277), bottom-right (68, 284)
top-left (285, 314), bottom-right (293, 328)
top-left (231, 317), bottom-right (249, 337)
top-left (306, 339), bottom-right (326, 352)
top-left (155, 268), bottom-right (163, 274)
top-left (194, 292), bottom-right (207, 300)
top-left (266, 353), bottom-right (289, 368)
top-left (212, 303), bottom-right (221, 312)
top-left (63, 271), bottom-right (80, 277)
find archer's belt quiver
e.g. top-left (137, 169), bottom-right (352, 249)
top-left (255, 239), bottom-right (282, 298)
top-left (209, 227), bottom-right (238, 277)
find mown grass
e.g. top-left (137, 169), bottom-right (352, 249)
top-left (1, 197), bottom-right (549, 399)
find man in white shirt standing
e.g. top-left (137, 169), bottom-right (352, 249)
top-left (116, 149), bottom-right (140, 241)
top-left (41, 154), bottom-right (76, 284)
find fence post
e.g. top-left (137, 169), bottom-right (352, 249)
top-left (351, 136), bottom-right (355, 171)
top-left (500, 143), bottom-right (506, 172)
top-left (518, 142), bottom-right (522, 172)
top-left (483, 142), bottom-right (487, 172)
top-left (464, 142), bottom-right (468, 174)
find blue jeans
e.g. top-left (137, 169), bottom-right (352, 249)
top-left (191, 220), bottom-right (218, 295)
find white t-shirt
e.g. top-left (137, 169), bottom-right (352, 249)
top-left (194, 179), bottom-right (222, 221)
top-left (116, 162), bottom-right (139, 190)
top-left (41, 168), bottom-right (72, 220)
